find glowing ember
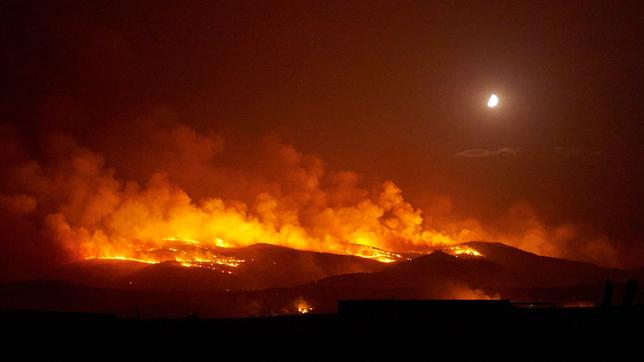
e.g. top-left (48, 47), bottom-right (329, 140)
top-left (85, 239), bottom-right (409, 267)
top-left (344, 244), bottom-right (409, 263)
top-left (84, 238), bottom-right (246, 270)
top-left (175, 256), bottom-right (244, 269)
top-left (295, 299), bottom-right (313, 314)
top-left (92, 256), bottom-right (158, 264)
top-left (445, 245), bottom-right (484, 257)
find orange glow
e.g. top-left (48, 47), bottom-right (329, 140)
top-left (83, 238), bottom-right (246, 270)
top-left (91, 256), bottom-right (158, 264)
top-left (445, 245), bottom-right (484, 257)
top-left (12, 125), bottom-right (607, 269)
top-left (295, 298), bottom-right (313, 314)
top-left (344, 244), bottom-right (409, 263)
top-left (46, 170), bottom-right (471, 265)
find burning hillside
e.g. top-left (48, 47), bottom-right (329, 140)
top-left (0, 120), bottom-right (621, 280)
top-left (0, 121), bottom-right (464, 275)
top-left (4, 242), bottom-right (642, 318)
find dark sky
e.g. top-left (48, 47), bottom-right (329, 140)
top-left (1, 1), bottom-right (643, 265)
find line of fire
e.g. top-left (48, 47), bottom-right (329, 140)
top-left (2, 1), bottom-right (643, 357)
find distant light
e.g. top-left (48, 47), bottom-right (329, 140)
top-left (487, 94), bottom-right (499, 108)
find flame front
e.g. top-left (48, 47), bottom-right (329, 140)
top-left (446, 245), bottom-right (484, 257)
top-left (10, 122), bottom-right (598, 271)
top-left (42, 150), bottom-right (471, 265)
top-left (86, 239), bottom-right (246, 270)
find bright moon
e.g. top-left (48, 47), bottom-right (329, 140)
top-left (487, 94), bottom-right (499, 108)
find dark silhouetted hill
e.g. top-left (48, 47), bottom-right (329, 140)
top-left (5, 242), bottom-right (642, 317)
top-left (52, 243), bottom-right (386, 291)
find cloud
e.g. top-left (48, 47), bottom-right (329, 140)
top-left (454, 147), bottom-right (519, 158)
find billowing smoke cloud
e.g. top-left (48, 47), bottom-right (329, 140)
top-left (0, 119), bottom-right (454, 277)
top-left (0, 118), bottom-right (621, 280)
top-left (428, 202), bottom-right (620, 267)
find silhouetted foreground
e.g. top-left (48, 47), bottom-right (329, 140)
top-left (3, 300), bottom-right (642, 359)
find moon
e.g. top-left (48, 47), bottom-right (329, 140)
top-left (487, 94), bottom-right (499, 108)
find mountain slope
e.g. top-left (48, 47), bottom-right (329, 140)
top-left (3, 242), bottom-right (643, 317)
top-left (52, 243), bottom-right (387, 291)
top-left (462, 241), bottom-right (627, 286)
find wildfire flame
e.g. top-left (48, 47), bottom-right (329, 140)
top-left (84, 239), bottom-right (246, 270)
top-left (51, 172), bottom-right (466, 265)
top-left (295, 298), bottom-right (313, 314)
top-left (2, 121), bottom-right (616, 273)
top-left (445, 245), bottom-right (484, 257)
top-left (83, 237), bottom-right (412, 267)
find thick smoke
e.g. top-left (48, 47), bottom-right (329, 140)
top-left (0, 118), bottom-right (621, 279)
top-left (428, 201), bottom-right (620, 267)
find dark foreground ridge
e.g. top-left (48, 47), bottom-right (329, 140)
top-left (3, 299), bottom-right (643, 359)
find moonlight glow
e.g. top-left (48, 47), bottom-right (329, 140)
top-left (487, 94), bottom-right (499, 108)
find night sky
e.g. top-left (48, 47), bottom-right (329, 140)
top-left (1, 1), bottom-right (643, 274)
